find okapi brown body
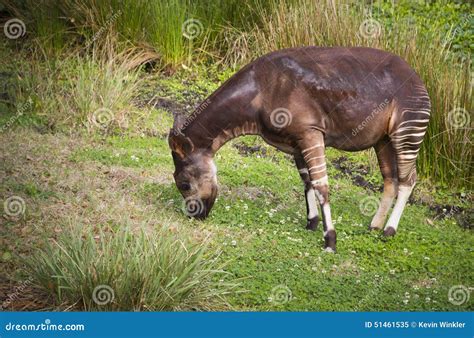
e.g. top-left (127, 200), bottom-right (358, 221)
top-left (169, 47), bottom-right (431, 252)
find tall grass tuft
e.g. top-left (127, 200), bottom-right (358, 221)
top-left (12, 42), bottom-right (146, 133)
top-left (25, 225), bottom-right (236, 311)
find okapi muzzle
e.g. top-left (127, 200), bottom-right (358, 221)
top-left (169, 132), bottom-right (218, 220)
top-left (168, 47), bottom-right (431, 253)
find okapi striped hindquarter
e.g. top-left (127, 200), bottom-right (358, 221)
top-left (169, 47), bottom-right (431, 252)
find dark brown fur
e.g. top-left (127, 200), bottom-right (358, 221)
top-left (169, 47), bottom-right (431, 250)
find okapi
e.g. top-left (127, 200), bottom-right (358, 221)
top-left (169, 47), bottom-right (431, 252)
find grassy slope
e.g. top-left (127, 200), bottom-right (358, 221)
top-left (1, 69), bottom-right (472, 311)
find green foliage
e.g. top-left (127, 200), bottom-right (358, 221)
top-left (372, 0), bottom-right (473, 60)
top-left (25, 225), bottom-right (236, 310)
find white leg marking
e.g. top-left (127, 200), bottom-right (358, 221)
top-left (305, 155), bottom-right (326, 162)
top-left (306, 188), bottom-right (319, 219)
top-left (298, 168), bottom-right (309, 174)
top-left (384, 185), bottom-right (414, 232)
top-left (322, 203), bottom-right (334, 236)
top-left (397, 119), bottom-right (430, 127)
top-left (370, 193), bottom-right (396, 229)
top-left (308, 163), bottom-right (326, 171)
top-left (309, 167), bottom-right (327, 175)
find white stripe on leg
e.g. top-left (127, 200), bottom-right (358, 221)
top-left (384, 185), bottom-right (414, 233)
top-left (370, 181), bottom-right (397, 229)
top-left (322, 203), bottom-right (334, 236)
top-left (306, 188), bottom-right (319, 219)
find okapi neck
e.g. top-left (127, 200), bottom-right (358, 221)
top-left (184, 116), bottom-right (260, 156)
top-left (180, 65), bottom-right (261, 155)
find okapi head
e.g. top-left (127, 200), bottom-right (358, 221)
top-left (168, 119), bottom-right (217, 219)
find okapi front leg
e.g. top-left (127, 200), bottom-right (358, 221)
top-left (298, 131), bottom-right (336, 252)
top-left (294, 156), bottom-right (320, 230)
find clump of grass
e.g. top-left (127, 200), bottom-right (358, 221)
top-left (25, 225), bottom-right (236, 311)
top-left (11, 43), bottom-right (146, 133)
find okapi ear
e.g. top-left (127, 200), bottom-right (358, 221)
top-left (168, 131), bottom-right (194, 159)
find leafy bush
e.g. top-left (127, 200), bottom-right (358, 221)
top-left (372, 0), bottom-right (473, 60)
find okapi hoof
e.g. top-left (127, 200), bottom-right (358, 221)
top-left (324, 230), bottom-right (337, 253)
top-left (324, 247), bottom-right (336, 254)
top-left (368, 226), bottom-right (382, 231)
top-left (306, 217), bottom-right (319, 231)
top-left (383, 227), bottom-right (397, 237)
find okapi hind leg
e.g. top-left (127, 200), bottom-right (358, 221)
top-left (383, 145), bottom-right (420, 236)
top-left (298, 131), bottom-right (336, 252)
top-left (384, 88), bottom-right (430, 236)
top-left (383, 175), bottom-right (415, 237)
top-left (294, 156), bottom-right (320, 230)
top-left (369, 139), bottom-right (398, 230)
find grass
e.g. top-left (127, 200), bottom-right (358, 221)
top-left (1, 121), bottom-right (471, 311)
top-left (9, 44), bottom-right (145, 132)
top-left (25, 225), bottom-right (235, 311)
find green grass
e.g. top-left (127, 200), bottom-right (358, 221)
top-left (25, 225), bottom-right (236, 311)
top-left (71, 136), bottom-right (174, 169)
top-left (72, 134), bottom-right (473, 311)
